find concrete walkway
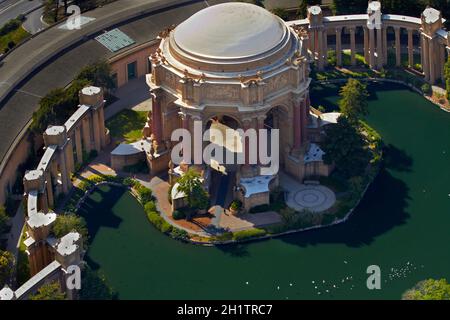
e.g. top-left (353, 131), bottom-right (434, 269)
top-left (105, 77), bottom-right (151, 119)
top-left (6, 203), bottom-right (24, 260)
top-left (280, 172), bottom-right (336, 213)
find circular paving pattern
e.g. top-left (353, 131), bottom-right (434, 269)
top-left (286, 184), bottom-right (336, 213)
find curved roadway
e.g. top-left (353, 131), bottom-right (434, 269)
top-left (0, 0), bottom-right (228, 169)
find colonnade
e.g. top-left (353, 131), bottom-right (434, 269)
top-left (6, 86), bottom-right (109, 300)
top-left (299, 2), bottom-right (450, 84)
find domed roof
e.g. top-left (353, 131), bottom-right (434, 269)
top-left (173, 3), bottom-right (287, 60)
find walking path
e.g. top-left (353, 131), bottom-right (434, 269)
top-left (5, 203), bottom-right (24, 261)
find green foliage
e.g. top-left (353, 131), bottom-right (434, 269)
top-left (146, 211), bottom-right (173, 234)
top-left (123, 177), bottom-right (138, 188)
top-left (170, 228), bottom-right (188, 241)
top-left (0, 207), bottom-right (9, 235)
top-left (421, 83), bottom-right (431, 95)
top-left (232, 228), bottom-right (266, 241)
top-left (30, 79), bottom-right (90, 133)
top-left (136, 185), bottom-right (153, 204)
top-left (230, 200), bottom-right (242, 211)
top-left (172, 210), bottom-right (186, 220)
top-left (177, 169), bottom-right (209, 211)
top-left (144, 201), bottom-right (157, 213)
top-left (0, 250), bottom-right (14, 288)
top-left (321, 116), bottom-right (371, 179)
top-left (211, 232), bottom-right (233, 242)
top-left (402, 278), bottom-right (450, 300)
top-left (30, 281), bottom-right (66, 300)
top-left (76, 60), bottom-right (115, 89)
top-left (106, 109), bottom-right (147, 143)
top-left (338, 78), bottom-right (369, 123)
top-left (80, 266), bottom-right (117, 300)
top-left (52, 214), bottom-right (88, 242)
top-left (0, 18), bottom-right (21, 36)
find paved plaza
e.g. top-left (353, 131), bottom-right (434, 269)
top-left (280, 172), bottom-right (336, 213)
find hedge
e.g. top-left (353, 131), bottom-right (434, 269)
top-left (232, 228), bottom-right (267, 241)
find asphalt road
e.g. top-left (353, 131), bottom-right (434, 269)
top-left (0, 0), bottom-right (42, 27)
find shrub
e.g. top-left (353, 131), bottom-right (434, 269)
top-left (232, 228), bottom-right (266, 241)
top-left (212, 232), bottom-right (233, 242)
top-left (122, 177), bottom-right (137, 188)
top-left (172, 210), bottom-right (186, 220)
top-left (52, 214), bottom-right (88, 244)
top-left (421, 83), bottom-right (431, 95)
top-left (136, 185), bottom-right (153, 204)
top-left (144, 201), bottom-right (157, 213)
top-left (146, 211), bottom-right (172, 234)
top-left (229, 200), bottom-right (241, 211)
top-left (170, 228), bottom-right (188, 241)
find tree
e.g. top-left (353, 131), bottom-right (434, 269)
top-left (444, 57), bottom-right (450, 100)
top-left (52, 214), bottom-right (88, 243)
top-left (30, 281), bottom-right (66, 300)
top-left (76, 60), bottom-right (115, 90)
top-left (176, 168), bottom-right (209, 215)
top-left (80, 266), bottom-right (117, 300)
top-left (0, 206), bottom-right (9, 235)
top-left (0, 250), bottom-right (14, 288)
top-left (30, 78), bottom-right (90, 133)
top-left (338, 78), bottom-right (369, 124)
top-left (320, 116), bottom-right (370, 179)
top-left (402, 278), bottom-right (450, 300)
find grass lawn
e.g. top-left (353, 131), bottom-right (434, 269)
top-left (106, 109), bottom-right (147, 143)
top-left (0, 26), bottom-right (30, 53)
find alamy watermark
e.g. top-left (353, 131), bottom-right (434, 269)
top-left (170, 121), bottom-right (280, 176)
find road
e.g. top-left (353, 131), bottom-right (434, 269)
top-left (0, 0), bottom-right (45, 34)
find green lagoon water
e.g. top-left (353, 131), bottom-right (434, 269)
top-left (79, 83), bottom-right (450, 299)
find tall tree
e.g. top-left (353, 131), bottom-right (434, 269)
top-left (176, 168), bottom-right (209, 215)
top-left (320, 116), bottom-right (370, 178)
top-left (403, 278), bottom-right (450, 300)
top-left (338, 78), bottom-right (369, 124)
top-left (30, 282), bottom-right (66, 300)
top-left (0, 250), bottom-right (14, 288)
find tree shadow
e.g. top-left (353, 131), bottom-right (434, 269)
top-left (383, 144), bottom-right (413, 172)
top-left (77, 185), bottom-right (124, 244)
top-left (277, 167), bottom-right (411, 248)
top-left (215, 243), bottom-right (250, 258)
top-left (276, 140), bottom-right (413, 248)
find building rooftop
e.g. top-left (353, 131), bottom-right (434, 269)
top-left (173, 2), bottom-right (286, 59)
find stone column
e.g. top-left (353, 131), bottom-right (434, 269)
top-left (98, 106), bottom-right (106, 148)
top-left (423, 35), bottom-right (430, 81)
top-left (336, 27), bottom-right (342, 67)
top-left (350, 27), bottom-right (356, 66)
top-left (151, 92), bottom-right (163, 144)
top-left (429, 38), bottom-right (436, 84)
top-left (318, 29), bottom-right (324, 70)
top-left (92, 110), bottom-right (101, 152)
top-left (394, 27), bottom-right (401, 67)
top-left (293, 104), bottom-right (302, 150)
top-left (408, 29), bottom-right (414, 68)
top-left (440, 44), bottom-right (446, 81)
top-left (75, 127), bottom-right (83, 164)
top-left (383, 26), bottom-right (388, 65)
top-left (364, 26), bottom-right (369, 63)
top-left (323, 29), bottom-right (328, 67)
top-left (59, 150), bottom-right (70, 194)
top-left (81, 117), bottom-right (92, 153)
top-left (64, 139), bottom-right (75, 177)
top-left (376, 27), bottom-right (383, 69)
top-left (45, 171), bottom-right (54, 209)
top-left (369, 27), bottom-right (375, 68)
top-left (301, 95), bottom-right (309, 143)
